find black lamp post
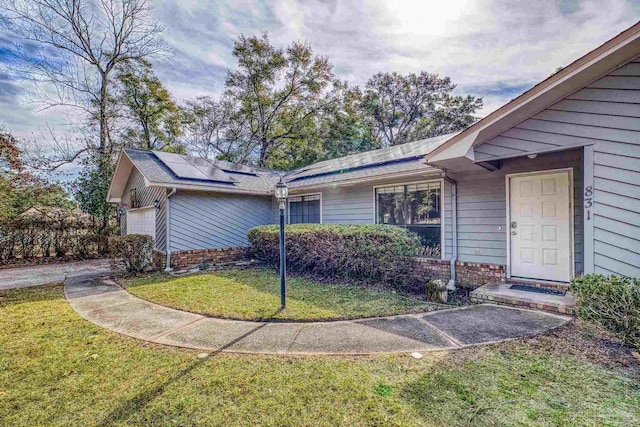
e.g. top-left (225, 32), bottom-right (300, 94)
top-left (274, 177), bottom-right (289, 309)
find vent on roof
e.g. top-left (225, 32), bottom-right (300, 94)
top-left (154, 151), bottom-right (237, 184)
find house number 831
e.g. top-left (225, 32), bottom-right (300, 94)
top-left (584, 186), bottom-right (593, 220)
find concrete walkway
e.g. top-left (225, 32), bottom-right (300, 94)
top-left (1, 259), bottom-right (112, 290)
top-left (65, 275), bottom-right (571, 355)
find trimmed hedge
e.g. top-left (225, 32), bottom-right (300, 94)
top-left (110, 234), bottom-right (154, 273)
top-left (572, 274), bottom-right (640, 349)
top-left (248, 224), bottom-right (421, 291)
top-left (0, 216), bottom-right (112, 264)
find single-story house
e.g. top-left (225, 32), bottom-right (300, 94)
top-left (107, 22), bottom-right (640, 289)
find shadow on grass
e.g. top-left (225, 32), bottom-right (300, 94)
top-left (399, 326), bottom-right (640, 427)
top-left (96, 323), bottom-right (268, 427)
top-left (213, 267), bottom-right (433, 316)
top-left (0, 283), bottom-right (66, 307)
top-left (400, 356), bottom-right (493, 427)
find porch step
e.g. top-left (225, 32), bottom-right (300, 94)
top-left (470, 283), bottom-right (576, 315)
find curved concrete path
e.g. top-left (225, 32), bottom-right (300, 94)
top-left (64, 275), bottom-right (571, 355)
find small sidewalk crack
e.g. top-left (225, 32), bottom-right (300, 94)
top-left (286, 324), bottom-right (306, 353)
top-left (151, 317), bottom-right (204, 341)
top-left (416, 317), bottom-right (464, 348)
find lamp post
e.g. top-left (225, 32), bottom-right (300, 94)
top-left (274, 177), bottom-right (289, 309)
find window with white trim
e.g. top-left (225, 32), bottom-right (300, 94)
top-left (288, 194), bottom-right (321, 224)
top-left (376, 181), bottom-right (442, 257)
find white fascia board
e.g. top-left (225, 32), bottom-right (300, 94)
top-left (427, 131), bottom-right (478, 163)
top-left (145, 181), bottom-right (272, 196)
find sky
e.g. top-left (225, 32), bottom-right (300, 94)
top-left (1, 0), bottom-right (640, 145)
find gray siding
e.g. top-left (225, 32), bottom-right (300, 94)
top-left (473, 57), bottom-right (640, 277)
top-left (589, 60), bottom-right (640, 277)
top-left (322, 184), bottom-right (374, 224)
top-left (170, 192), bottom-right (274, 251)
top-left (292, 179), bottom-right (454, 260)
top-left (449, 149), bottom-right (584, 272)
top-left (121, 168), bottom-right (167, 251)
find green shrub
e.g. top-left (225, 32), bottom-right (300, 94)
top-left (248, 224), bottom-right (421, 292)
top-left (78, 234), bottom-right (109, 259)
top-left (571, 274), bottom-right (640, 348)
top-left (110, 235), bottom-right (154, 273)
top-left (0, 216), bottom-right (114, 264)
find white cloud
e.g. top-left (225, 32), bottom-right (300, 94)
top-left (3, 0), bottom-right (640, 145)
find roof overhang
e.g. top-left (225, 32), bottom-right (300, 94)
top-left (288, 168), bottom-right (442, 192)
top-left (106, 150), bottom-right (134, 203)
top-left (425, 22), bottom-right (640, 168)
top-left (107, 150), bottom-right (274, 202)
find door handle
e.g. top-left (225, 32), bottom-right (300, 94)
top-left (511, 221), bottom-right (517, 229)
top-left (511, 231), bottom-right (517, 235)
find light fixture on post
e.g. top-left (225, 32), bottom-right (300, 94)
top-left (274, 177), bottom-right (289, 310)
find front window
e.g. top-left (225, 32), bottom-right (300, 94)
top-left (289, 194), bottom-right (321, 224)
top-left (376, 181), bottom-right (441, 257)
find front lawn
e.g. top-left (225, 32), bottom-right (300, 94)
top-left (1, 284), bottom-right (639, 426)
top-left (122, 268), bottom-right (442, 321)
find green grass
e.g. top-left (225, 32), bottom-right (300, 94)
top-left (122, 268), bottom-right (442, 321)
top-left (1, 284), bottom-right (639, 426)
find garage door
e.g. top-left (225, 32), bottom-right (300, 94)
top-left (127, 207), bottom-right (156, 241)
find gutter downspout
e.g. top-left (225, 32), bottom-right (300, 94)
top-left (165, 188), bottom-right (177, 271)
top-left (441, 172), bottom-right (458, 291)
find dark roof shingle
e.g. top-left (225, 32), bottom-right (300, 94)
top-left (123, 133), bottom-right (455, 193)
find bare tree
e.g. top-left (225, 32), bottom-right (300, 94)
top-left (0, 0), bottom-right (168, 166)
top-left (182, 95), bottom-right (241, 160)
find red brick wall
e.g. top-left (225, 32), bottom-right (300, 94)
top-left (455, 261), bottom-right (506, 288)
top-left (153, 247), bottom-right (248, 269)
top-left (414, 258), bottom-right (451, 282)
top-left (413, 258), bottom-right (506, 289)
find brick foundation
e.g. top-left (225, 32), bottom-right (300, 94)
top-left (153, 247), bottom-right (249, 270)
top-left (414, 258), bottom-right (506, 289)
top-left (455, 261), bottom-right (506, 288)
top-left (414, 258), bottom-right (451, 282)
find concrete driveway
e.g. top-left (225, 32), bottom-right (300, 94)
top-left (0, 259), bottom-right (112, 290)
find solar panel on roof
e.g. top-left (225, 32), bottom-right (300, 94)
top-left (212, 160), bottom-right (257, 176)
top-left (154, 151), bottom-right (189, 165)
top-left (184, 157), bottom-right (238, 182)
top-left (153, 151), bottom-right (236, 184)
top-left (168, 163), bottom-right (211, 180)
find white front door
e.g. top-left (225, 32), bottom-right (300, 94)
top-left (127, 207), bottom-right (156, 241)
top-left (509, 170), bottom-right (572, 282)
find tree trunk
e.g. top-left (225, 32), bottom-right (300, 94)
top-left (143, 122), bottom-right (151, 150)
top-left (99, 72), bottom-right (109, 156)
top-left (259, 138), bottom-right (269, 167)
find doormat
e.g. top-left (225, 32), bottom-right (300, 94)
top-left (509, 284), bottom-right (567, 296)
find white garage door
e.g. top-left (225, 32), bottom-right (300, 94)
top-left (127, 207), bottom-right (156, 241)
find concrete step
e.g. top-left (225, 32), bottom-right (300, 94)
top-left (470, 283), bottom-right (576, 315)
